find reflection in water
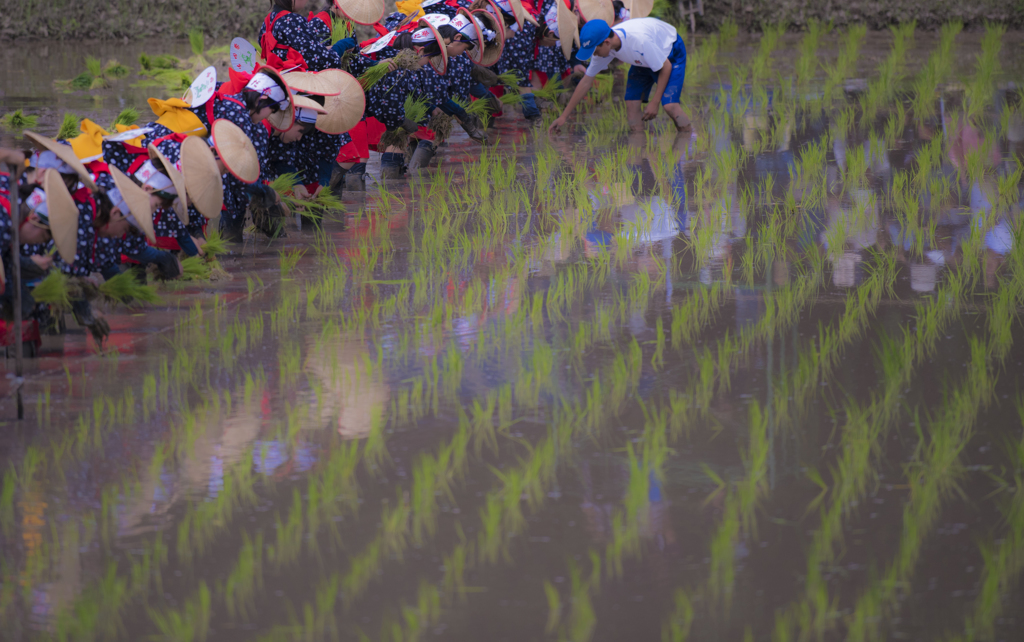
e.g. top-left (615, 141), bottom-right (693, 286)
top-left (1, 28), bottom-right (1024, 642)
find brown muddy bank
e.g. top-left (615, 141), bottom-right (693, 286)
top-left (0, 0), bottom-right (1020, 41)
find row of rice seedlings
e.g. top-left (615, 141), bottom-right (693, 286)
top-left (768, 246), bottom-right (996, 638)
top-left (55, 56), bottom-right (130, 91)
top-left (910, 22), bottom-right (962, 120)
top-left (147, 582), bottom-right (211, 642)
top-left (794, 20), bottom-right (830, 85)
top-left (749, 24), bottom-right (785, 83)
top-left (944, 429), bottom-right (1024, 641)
top-left (820, 24), bottom-right (867, 107)
top-left (964, 22), bottom-right (1006, 120)
top-left (860, 22), bottom-right (916, 124)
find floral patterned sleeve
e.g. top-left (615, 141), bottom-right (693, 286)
top-left (272, 10), bottom-right (345, 72)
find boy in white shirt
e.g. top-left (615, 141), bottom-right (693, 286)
top-left (549, 17), bottom-right (692, 133)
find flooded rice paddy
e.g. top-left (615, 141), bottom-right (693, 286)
top-left (3, 23), bottom-right (1024, 642)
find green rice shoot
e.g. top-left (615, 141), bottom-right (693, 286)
top-left (103, 60), bottom-right (131, 79)
top-left (202, 229), bottom-right (228, 257)
top-left (57, 113), bottom-right (81, 140)
top-left (110, 107), bottom-right (140, 129)
top-left (0, 109), bottom-right (38, 131)
top-left (332, 19), bottom-right (354, 44)
top-left (98, 272), bottom-right (162, 306)
top-left (404, 95), bottom-right (430, 125)
top-left (180, 256), bottom-right (212, 281)
top-left (31, 271), bottom-right (72, 310)
top-left (139, 53), bottom-right (181, 75)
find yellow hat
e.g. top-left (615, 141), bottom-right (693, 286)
top-left (148, 97), bottom-right (209, 137)
top-left (68, 119), bottom-right (109, 163)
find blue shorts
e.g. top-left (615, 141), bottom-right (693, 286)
top-left (624, 35), bottom-right (687, 105)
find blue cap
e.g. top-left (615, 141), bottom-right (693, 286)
top-left (576, 19), bottom-right (611, 61)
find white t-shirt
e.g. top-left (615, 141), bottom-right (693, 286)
top-left (585, 18), bottom-right (679, 77)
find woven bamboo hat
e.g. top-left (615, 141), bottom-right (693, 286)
top-left (508, 0), bottom-right (539, 28)
top-left (472, 4), bottom-right (505, 66)
top-left (578, 0), bottom-right (613, 23)
top-left (333, 0), bottom-right (385, 25)
top-left (147, 144), bottom-right (189, 225)
top-left (210, 119), bottom-right (260, 184)
top-left (313, 69), bottom-right (366, 135)
top-left (281, 71), bottom-right (343, 97)
top-left (629, 0), bottom-right (654, 18)
top-left (256, 66), bottom-right (297, 132)
top-left (109, 166), bottom-right (156, 244)
top-left (43, 169), bottom-right (80, 264)
top-left (24, 131), bottom-right (97, 192)
top-left (180, 136), bottom-right (224, 220)
top-left (416, 16), bottom-right (449, 75)
top-left (557, 0), bottom-right (580, 59)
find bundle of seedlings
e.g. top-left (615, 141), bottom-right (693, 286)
top-left (428, 111), bottom-right (454, 142)
top-left (268, 173), bottom-right (343, 219)
top-left (95, 271), bottom-right (162, 306)
top-left (358, 49), bottom-right (419, 90)
top-left (378, 95), bottom-right (430, 150)
top-left (56, 114), bottom-right (81, 140)
top-left (108, 108), bottom-right (140, 131)
top-left (0, 110), bottom-right (38, 131)
top-left (138, 53), bottom-right (181, 75)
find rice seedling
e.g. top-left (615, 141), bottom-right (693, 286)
top-left (98, 271), bottom-right (162, 306)
top-left (31, 270), bottom-right (72, 310)
top-left (103, 60), bottom-right (131, 79)
top-left (180, 256), bottom-right (212, 280)
top-left (148, 582), bottom-right (211, 642)
top-left (0, 109), bottom-right (38, 131)
top-left (56, 112), bottom-right (81, 140)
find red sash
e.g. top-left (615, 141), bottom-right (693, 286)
top-left (261, 10), bottom-right (309, 72)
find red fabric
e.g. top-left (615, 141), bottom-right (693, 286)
top-left (336, 118), bottom-right (385, 161)
top-left (414, 126), bottom-right (435, 142)
top-left (260, 10), bottom-right (309, 71)
top-left (309, 10), bottom-right (332, 30)
top-left (205, 92), bottom-right (246, 129)
top-left (0, 319), bottom-right (41, 348)
top-left (84, 160), bottom-right (110, 177)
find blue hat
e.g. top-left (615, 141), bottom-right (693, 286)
top-left (576, 19), bottom-right (611, 61)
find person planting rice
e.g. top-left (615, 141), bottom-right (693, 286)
top-left (258, 0), bottom-right (379, 72)
top-left (549, 17), bottom-right (693, 134)
top-left (481, 0), bottom-right (544, 125)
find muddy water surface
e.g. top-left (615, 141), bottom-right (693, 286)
top-left (1, 27), bottom-right (1024, 642)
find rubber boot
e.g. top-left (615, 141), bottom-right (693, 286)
top-left (521, 93), bottom-right (542, 126)
top-left (406, 140), bottom-right (436, 173)
top-left (380, 152), bottom-right (404, 180)
top-left (343, 162), bottom-right (367, 191)
top-left (458, 113), bottom-right (488, 143)
top-left (220, 215), bottom-right (245, 243)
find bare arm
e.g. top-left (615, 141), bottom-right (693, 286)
top-left (643, 60), bottom-right (673, 120)
top-left (548, 74), bottom-right (596, 134)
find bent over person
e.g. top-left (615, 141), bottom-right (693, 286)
top-left (549, 17), bottom-right (692, 133)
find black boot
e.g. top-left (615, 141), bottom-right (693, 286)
top-left (406, 140), bottom-right (436, 173)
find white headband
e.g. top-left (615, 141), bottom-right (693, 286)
top-left (135, 160), bottom-right (175, 194)
top-left (26, 188), bottom-right (47, 214)
top-left (544, 2), bottom-right (558, 33)
top-left (412, 27), bottom-right (438, 44)
top-left (107, 187), bottom-right (125, 212)
top-left (295, 106), bottom-right (319, 124)
top-left (452, 13), bottom-right (489, 41)
top-left (245, 72), bottom-right (289, 108)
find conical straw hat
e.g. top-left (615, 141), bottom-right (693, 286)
top-left (472, 6), bottom-right (505, 67)
top-left (557, 0), bottom-right (580, 59)
top-left (211, 119), bottom-right (260, 184)
top-left (456, 8), bottom-right (485, 64)
top-left (44, 170), bottom-right (80, 265)
top-left (508, 0), bottom-right (539, 28)
top-left (24, 131), bottom-right (97, 192)
top-left (269, 94), bottom-right (326, 130)
top-left (314, 69), bottom-right (366, 135)
top-left (630, 0), bottom-right (654, 18)
top-left (578, 0), bottom-right (613, 23)
top-left (417, 17), bottom-right (449, 75)
top-left (180, 136), bottom-right (224, 220)
top-left (333, 0), bottom-right (385, 25)
top-left (148, 144), bottom-right (189, 225)
top-left (256, 66), bottom-right (297, 132)
top-left (282, 71), bottom-right (343, 96)
top-left (108, 166), bottom-right (156, 243)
